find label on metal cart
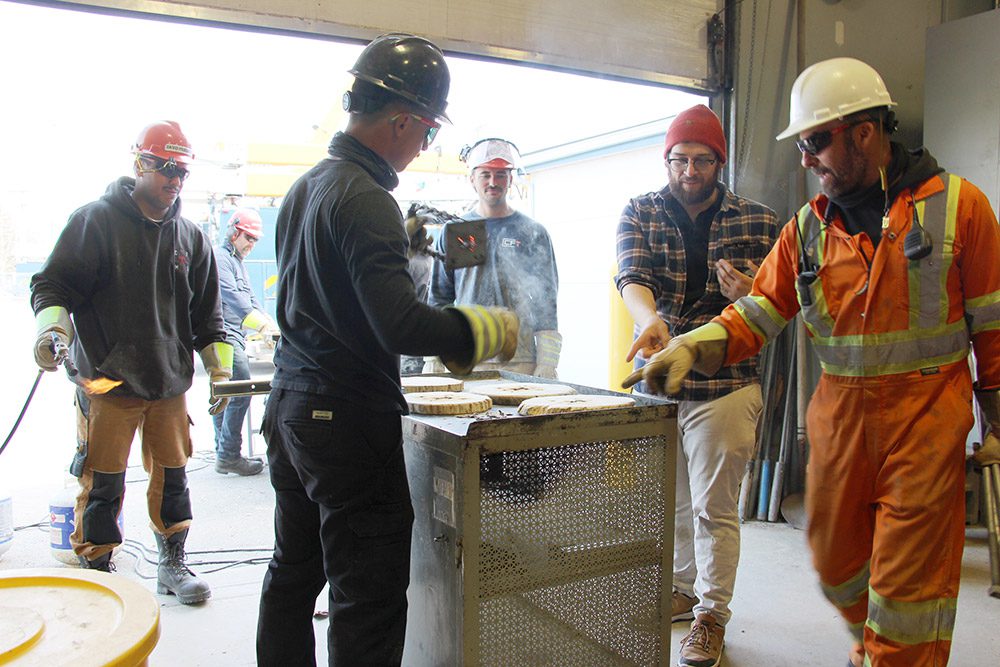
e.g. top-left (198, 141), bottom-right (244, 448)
top-left (432, 466), bottom-right (455, 527)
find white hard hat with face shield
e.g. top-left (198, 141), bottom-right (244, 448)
top-left (461, 138), bottom-right (522, 172)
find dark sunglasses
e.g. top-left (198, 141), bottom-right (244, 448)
top-left (795, 120), bottom-right (866, 156)
top-left (136, 155), bottom-right (190, 181)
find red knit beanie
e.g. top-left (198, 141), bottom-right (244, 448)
top-left (663, 104), bottom-right (727, 164)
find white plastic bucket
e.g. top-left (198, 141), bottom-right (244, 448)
top-left (50, 483), bottom-right (124, 565)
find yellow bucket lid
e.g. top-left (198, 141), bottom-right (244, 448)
top-left (0, 568), bottom-right (159, 666)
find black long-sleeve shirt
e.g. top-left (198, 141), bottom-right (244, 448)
top-left (271, 132), bottom-right (473, 413)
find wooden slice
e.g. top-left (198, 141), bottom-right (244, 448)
top-left (469, 381), bottom-right (577, 406)
top-left (517, 394), bottom-right (636, 416)
top-left (400, 376), bottom-right (464, 393)
top-left (406, 391), bottom-right (493, 416)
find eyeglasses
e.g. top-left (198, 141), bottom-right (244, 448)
top-left (391, 113), bottom-right (440, 149)
top-left (666, 156), bottom-right (717, 172)
top-left (795, 120), bottom-right (865, 156)
top-left (135, 154), bottom-right (190, 181)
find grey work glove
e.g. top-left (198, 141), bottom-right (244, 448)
top-left (34, 306), bottom-right (73, 372)
top-left (404, 214), bottom-right (434, 258)
top-left (200, 342), bottom-right (234, 415)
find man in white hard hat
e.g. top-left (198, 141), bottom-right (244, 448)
top-left (617, 104), bottom-right (779, 667)
top-left (428, 137), bottom-right (561, 378)
top-left (624, 57), bottom-right (1000, 667)
top-left (211, 208), bottom-right (276, 476)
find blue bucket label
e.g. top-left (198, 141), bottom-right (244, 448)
top-left (50, 504), bottom-right (75, 550)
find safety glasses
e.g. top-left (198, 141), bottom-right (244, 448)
top-left (392, 113), bottom-right (440, 148)
top-left (135, 154), bottom-right (190, 181)
top-left (666, 156), bottom-right (717, 172)
top-left (795, 120), bottom-right (865, 156)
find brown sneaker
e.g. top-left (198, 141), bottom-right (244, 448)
top-left (672, 589), bottom-right (697, 622)
top-left (679, 612), bottom-right (724, 667)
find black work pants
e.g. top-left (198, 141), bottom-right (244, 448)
top-left (256, 389), bottom-right (413, 667)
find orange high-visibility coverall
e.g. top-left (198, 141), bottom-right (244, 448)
top-left (714, 172), bottom-right (1000, 666)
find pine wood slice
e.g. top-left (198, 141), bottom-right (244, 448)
top-left (469, 381), bottom-right (577, 406)
top-left (406, 391), bottom-right (493, 415)
top-left (400, 376), bottom-right (464, 393)
top-left (517, 394), bottom-right (636, 416)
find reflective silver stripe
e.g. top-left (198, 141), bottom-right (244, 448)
top-left (866, 588), bottom-right (956, 645)
top-left (802, 174), bottom-right (973, 377)
top-left (811, 322), bottom-right (970, 377)
top-left (966, 290), bottom-right (1000, 334)
top-left (821, 560), bottom-right (870, 608)
top-left (734, 295), bottom-right (786, 341)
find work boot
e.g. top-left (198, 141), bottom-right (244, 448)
top-left (679, 612), bottom-right (725, 667)
top-left (847, 642), bottom-right (865, 667)
top-left (215, 455), bottom-right (264, 476)
top-left (672, 589), bottom-right (697, 622)
top-left (77, 552), bottom-right (114, 572)
top-left (154, 529), bottom-right (211, 604)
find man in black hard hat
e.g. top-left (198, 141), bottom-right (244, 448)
top-left (256, 34), bottom-right (518, 666)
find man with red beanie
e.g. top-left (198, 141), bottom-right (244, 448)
top-left (615, 104), bottom-right (778, 666)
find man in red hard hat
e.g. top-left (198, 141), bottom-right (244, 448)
top-left (617, 104), bottom-right (779, 667)
top-left (31, 120), bottom-right (229, 605)
top-left (211, 208), bottom-right (276, 476)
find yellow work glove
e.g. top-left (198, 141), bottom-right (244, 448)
top-left (533, 330), bottom-right (562, 379)
top-left (34, 306), bottom-right (74, 372)
top-left (200, 342), bottom-right (234, 415)
top-left (439, 305), bottom-right (519, 375)
top-left (622, 322), bottom-right (728, 395)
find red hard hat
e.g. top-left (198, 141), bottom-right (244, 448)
top-left (229, 208), bottom-right (263, 238)
top-left (133, 121), bottom-right (194, 164)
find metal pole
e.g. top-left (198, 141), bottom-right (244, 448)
top-left (985, 463), bottom-right (1000, 598)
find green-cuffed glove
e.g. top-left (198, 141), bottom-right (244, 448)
top-left (622, 322), bottom-right (728, 395)
top-left (200, 342), bottom-right (234, 415)
top-left (533, 329), bottom-right (562, 379)
top-left (439, 305), bottom-right (519, 375)
top-left (34, 306), bottom-right (74, 372)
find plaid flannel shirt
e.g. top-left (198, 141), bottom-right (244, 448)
top-left (615, 183), bottom-right (779, 401)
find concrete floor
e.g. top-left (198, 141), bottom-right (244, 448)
top-left (1, 292), bottom-right (998, 665)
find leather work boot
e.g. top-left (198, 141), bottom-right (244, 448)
top-left (155, 529), bottom-right (211, 604)
top-left (215, 456), bottom-right (264, 476)
top-left (847, 642), bottom-right (865, 667)
top-left (679, 612), bottom-right (725, 667)
top-left (672, 589), bottom-right (697, 622)
top-left (78, 552), bottom-right (114, 572)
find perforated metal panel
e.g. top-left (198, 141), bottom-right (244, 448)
top-left (479, 439), bottom-right (667, 666)
top-left (402, 372), bottom-right (676, 667)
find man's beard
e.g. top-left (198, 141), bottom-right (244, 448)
top-left (669, 177), bottom-right (717, 206)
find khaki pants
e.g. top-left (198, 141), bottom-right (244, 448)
top-left (72, 391), bottom-right (193, 560)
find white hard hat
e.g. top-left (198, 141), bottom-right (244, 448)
top-left (460, 138), bottom-right (521, 171)
top-left (776, 57), bottom-right (896, 140)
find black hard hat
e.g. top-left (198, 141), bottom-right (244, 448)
top-left (346, 33), bottom-right (451, 123)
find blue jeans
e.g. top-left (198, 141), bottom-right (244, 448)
top-left (212, 343), bottom-right (251, 461)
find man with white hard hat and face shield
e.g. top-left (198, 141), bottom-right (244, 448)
top-left (427, 137), bottom-right (561, 378)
